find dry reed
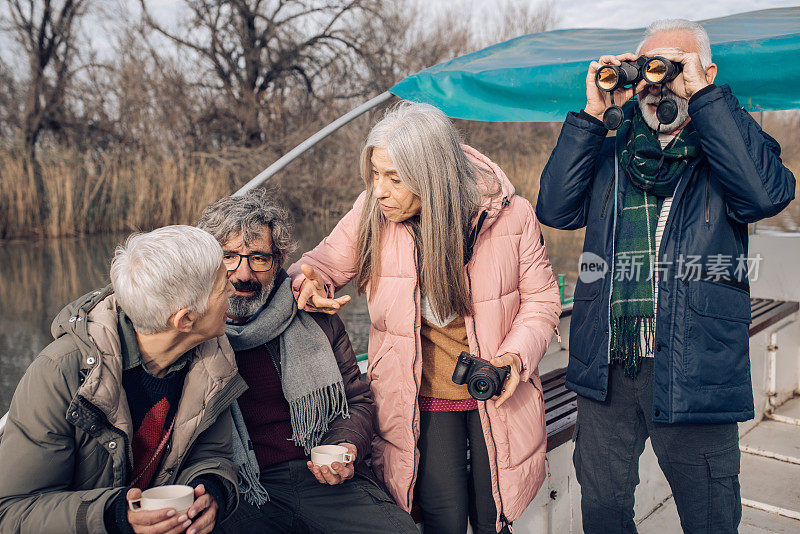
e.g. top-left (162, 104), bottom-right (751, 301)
top-left (0, 148), bottom-right (239, 238)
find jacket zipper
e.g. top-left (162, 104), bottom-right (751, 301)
top-left (402, 222), bottom-right (422, 509)
top-left (704, 175), bottom-right (710, 224)
top-left (466, 265), bottom-right (509, 531)
top-left (606, 154), bottom-right (620, 365)
top-left (600, 178), bottom-right (614, 218)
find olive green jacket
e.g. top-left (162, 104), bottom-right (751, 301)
top-left (0, 287), bottom-right (247, 534)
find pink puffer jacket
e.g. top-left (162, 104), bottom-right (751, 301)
top-left (288, 145), bottom-right (561, 530)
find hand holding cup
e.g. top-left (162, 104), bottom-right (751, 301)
top-left (307, 443), bottom-right (356, 485)
top-left (127, 485), bottom-right (194, 534)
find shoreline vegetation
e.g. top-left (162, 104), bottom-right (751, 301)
top-left (2, 116), bottom-right (797, 240)
top-left (0, 0), bottom-right (558, 238)
top-left (0, 117), bottom-right (571, 236)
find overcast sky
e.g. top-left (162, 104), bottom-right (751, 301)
top-left (136, 0), bottom-right (800, 33)
top-left (553, 0), bottom-right (799, 29)
top-left (426, 0), bottom-right (800, 30)
top-left (6, 0), bottom-right (798, 66)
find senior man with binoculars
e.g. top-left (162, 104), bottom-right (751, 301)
top-left (537, 18), bottom-right (795, 534)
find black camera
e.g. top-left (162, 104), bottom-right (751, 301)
top-left (594, 55), bottom-right (683, 130)
top-left (452, 352), bottom-right (510, 401)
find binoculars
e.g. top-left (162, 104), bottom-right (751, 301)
top-left (595, 55), bottom-right (682, 93)
top-left (594, 55), bottom-right (683, 130)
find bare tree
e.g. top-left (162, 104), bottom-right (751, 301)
top-left (139, 0), bottom-right (386, 147)
top-left (485, 0), bottom-right (559, 44)
top-left (355, 2), bottom-right (473, 96)
top-left (0, 59), bottom-right (22, 141)
top-left (5, 0), bottom-right (89, 156)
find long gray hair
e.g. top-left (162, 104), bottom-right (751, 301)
top-left (355, 102), bottom-right (499, 319)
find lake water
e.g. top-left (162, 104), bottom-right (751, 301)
top-left (0, 217), bottom-right (582, 414)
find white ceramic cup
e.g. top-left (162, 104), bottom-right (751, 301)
top-left (310, 444), bottom-right (354, 473)
top-left (128, 484), bottom-right (195, 514)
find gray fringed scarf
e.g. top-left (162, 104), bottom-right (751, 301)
top-left (230, 402), bottom-right (269, 505)
top-left (226, 273), bottom-right (349, 504)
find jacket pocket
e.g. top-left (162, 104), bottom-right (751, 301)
top-left (366, 339), bottom-right (395, 383)
top-left (683, 280), bottom-right (751, 389)
top-left (498, 381), bottom-right (546, 468)
top-left (569, 281), bottom-right (602, 365)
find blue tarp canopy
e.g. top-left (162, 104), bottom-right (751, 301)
top-left (390, 7), bottom-right (800, 122)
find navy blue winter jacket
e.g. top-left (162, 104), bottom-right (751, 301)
top-left (536, 85), bottom-right (796, 423)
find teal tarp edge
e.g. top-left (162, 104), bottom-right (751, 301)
top-left (389, 7), bottom-right (800, 122)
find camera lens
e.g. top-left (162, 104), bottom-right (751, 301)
top-left (468, 370), bottom-right (500, 401)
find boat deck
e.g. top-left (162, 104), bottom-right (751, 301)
top-left (638, 395), bottom-right (800, 533)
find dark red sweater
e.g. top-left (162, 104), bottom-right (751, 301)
top-left (235, 342), bottom-right (307, 468)
top-left (122, 363), bottom-right (187, 489)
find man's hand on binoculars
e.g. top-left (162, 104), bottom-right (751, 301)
top-left (584, 53), bottom-right (646, 122)
top-left (644, 47), bottom-right (710, 100)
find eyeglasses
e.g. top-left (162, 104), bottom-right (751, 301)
top-left (222, 252), bottom-right (276, 272)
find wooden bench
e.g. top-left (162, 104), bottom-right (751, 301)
top-left (543, 368), bottom-right (577, 451)
top-left (543, 297), bottom-right (799, 451)
top-left (749, 298), bottom-right (799, 336)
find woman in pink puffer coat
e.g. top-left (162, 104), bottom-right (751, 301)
top-left (288, 102), bottom-right (561, 533)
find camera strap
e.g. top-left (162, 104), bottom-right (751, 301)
top-left (464, 210), bottom-right (488, 265)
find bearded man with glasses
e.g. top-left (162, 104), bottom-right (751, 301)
top-left (197, 190), bottom-right (417, 534)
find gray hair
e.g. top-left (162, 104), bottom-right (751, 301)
top-left (197, 189), bottom-right (297, 267)
top-left (637, 19), bottom-right (712, 68)
top-left (110, 225), bottom-right (223, 334)
top-left (355, 101), bottom-right (499, 319)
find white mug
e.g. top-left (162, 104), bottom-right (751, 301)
top-left (310, 444), bottom-right (354, 473)
top-left (128, 484), bottom-right (195, 514)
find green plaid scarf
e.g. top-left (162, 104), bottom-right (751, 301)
top-left (617, 103), bottom-right (700, 196)
top-left (611, 104), bottom-right (699, 376)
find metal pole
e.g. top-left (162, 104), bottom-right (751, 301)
top-left (235, 91), bottom-right (394, 196)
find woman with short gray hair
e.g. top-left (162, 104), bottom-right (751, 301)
top-left (288, 102), bottom-right (562, 533)
top-left (0, 224), bottom-right (244, 534)
top-left (111, 224), bottom-right (224, 334)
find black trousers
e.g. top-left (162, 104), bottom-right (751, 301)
top-left (415, 409), bottom-right (500, 534)
top-left (217, 459), bottom-right (417, 534)
top-left (574, 358), bottom-right (742, 534)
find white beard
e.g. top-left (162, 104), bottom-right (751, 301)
top-left (638, 88), bottom-right (689, 133)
